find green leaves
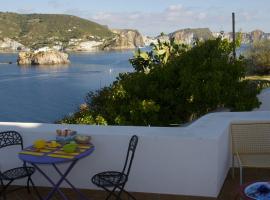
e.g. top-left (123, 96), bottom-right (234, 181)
top-left (245, 40), bottom-right (270, 75)
top-left (60, 38), bottom-right (261, 126)
top-left (130, 38), bottom-right (188, 73)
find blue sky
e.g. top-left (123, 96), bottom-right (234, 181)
top-left (1, 0), bottom-right (269, 36)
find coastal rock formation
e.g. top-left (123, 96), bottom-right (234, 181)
top-left (153, 28), bottom-right (214, 45)
top-left (251, 30), bottom-right (265, 42)
top-left (17, 50), bottom-right (70, 65)
top-left (169, 31), bottom-right (194, 44)
top-left (212, 30), bottom-right (270, 44)
top-left (169, 28), bottom-right (213, 44)
top-left (0, 38), bottom-right (26, 52)
top-left (156, 34), bottom-right (170, 43)
top-left (104, 29), bottom-right (145, 50)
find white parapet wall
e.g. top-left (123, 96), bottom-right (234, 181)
top-left (0, 111), bottom-right (270, 198)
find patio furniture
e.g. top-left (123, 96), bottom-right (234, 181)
top-left (19, 140), bottom-right (95, 200)
top-left (91, 135), bottom-right (139, 200)
top-left (231, 122), bottom-right (270, 184)
top-left (0, 131), bottom-right (40, 200)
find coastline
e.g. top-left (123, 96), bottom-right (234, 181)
top-left (0, 47), bottom-right (143, 55)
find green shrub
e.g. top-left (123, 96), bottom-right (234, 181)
top-left (60, 38), bottom-right (261, 126)
top-left (245, 40), bottom-right (270, 75)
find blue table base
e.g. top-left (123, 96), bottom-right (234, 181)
top-left (32, 160), bottom-right (89, 200)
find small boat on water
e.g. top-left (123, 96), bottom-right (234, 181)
top-left (0, 61), bottom-right (12, 65)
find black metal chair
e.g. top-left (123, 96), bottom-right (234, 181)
top-left (0, 131), bottom-right (40, 200)
top-left (92, 135), bottom-right (139, 200)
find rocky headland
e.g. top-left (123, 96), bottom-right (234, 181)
top-left (103, 29), bottom-right (145, 50)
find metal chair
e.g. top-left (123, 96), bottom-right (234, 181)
top-left (231, 122), bottom-right (270, 184)
top-left (92, 135), bottom-right (139, 200)
top-left (0, 131), bottom-right (40, 200)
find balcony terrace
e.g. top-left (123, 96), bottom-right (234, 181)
top-left (0, 110), bottom-right (270, 200)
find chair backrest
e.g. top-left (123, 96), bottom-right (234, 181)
top-left (231, 122), bottom-right (270, 155)
top-left (0, 131), bottom-right (23, 150)
top-left (122, 135), bottom-right (139, 176)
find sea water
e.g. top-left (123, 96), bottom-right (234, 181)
top-left (0, 51), bottom-right (134, 122)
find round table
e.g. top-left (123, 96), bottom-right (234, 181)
top-left (19, 142), bottom-right (95, 200)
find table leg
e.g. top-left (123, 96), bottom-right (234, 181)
top-left (31, 163), bottom-right (68, 200)
top-left (32, 161), bottom-right (77, 200)
top-left (45, 160), bottom-right (78, 200)
top-left (52, 164), bottom-right (89, 200)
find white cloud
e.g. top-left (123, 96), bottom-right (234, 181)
top-left (167, 4), bottom-right (183, 12)
top-left (62, 4), bottom-right (263, 36)
top-left (90, 4), bottom-right (213, 35)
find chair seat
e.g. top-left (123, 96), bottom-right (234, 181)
top-left (1, 167), bottom-right (35, 180)
top-left (92, 171), bottom-right (128, 187)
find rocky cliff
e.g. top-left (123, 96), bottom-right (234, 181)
top-left (103, 29), bottom-right (145, 50)
top-left (169, 28), bottom-right (213, 44)
top-left (212, 30), bottom-right (270, 44)
top-left (17, 50), bottom-right (70, 65)
top-left (0, 38), bottom-right (27, 52)
top-left (153, 28), bottom-right (214, 45)
top-left (153, 29), bottom-right (270, 46)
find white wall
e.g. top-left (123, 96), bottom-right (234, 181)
top-left (0, 111), bottom-right (270, 198)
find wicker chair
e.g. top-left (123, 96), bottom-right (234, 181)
top-left (92, 135), bottom-right (139, 200)
top-left (231, 122), bottom-right (270, 184)
top-left (0, 131), bottom-right (41, 200)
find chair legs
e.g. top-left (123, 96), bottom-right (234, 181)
top-left (101, 185), bottom-right (136, 200)
top-left (28, 177), bottom-right (42, 200)
top-left (123, 189), bottom-right (136, 200)
top-left (116, 184), bottom-right (125, 200)
top-left (27, 177), bottom-right (31, 193)
top-left (232, 155), bottom-right (243, 185)
top-left (240, 166), bottom-right (243, 185)
top-left (0, 178), bottom-right (6, 200)
top-left (232, 155), bottom-right (235, 178)
top-left (104, 186), bottom-right (117, 200)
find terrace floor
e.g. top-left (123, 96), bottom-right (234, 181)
top-left (5, 168), bottom-right (270, 200)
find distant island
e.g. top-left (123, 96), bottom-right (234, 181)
top-left (0, 12), bottom-right (269, 54)
top-left (145, 28), bottom-right (270, 46)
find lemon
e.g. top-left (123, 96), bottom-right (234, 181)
top-left (34, 139), bottom-right (46, 149)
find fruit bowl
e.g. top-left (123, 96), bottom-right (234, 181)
top-left (74, 135), bottom-right (91, 144)
top-left (56, 129), bottom-right (77, 144)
